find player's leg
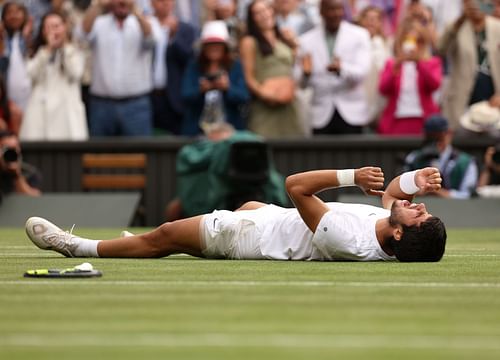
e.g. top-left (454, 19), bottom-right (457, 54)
top-left (26, 215), bottom-right (204, 258)
top-left (236, 201), bottom-right (267, 211)
top-left (97, 216), bottom-right (204, 258)
top-left (101, 202), bottom-right (268, 257)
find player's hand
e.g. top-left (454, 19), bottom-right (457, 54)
top-left (415, 167), bottom-right (442, 194)
top-left (355, 167), bottom-right (385, 197)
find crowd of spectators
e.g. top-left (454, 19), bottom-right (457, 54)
top-left (0, 0), bottom-right (499, 141)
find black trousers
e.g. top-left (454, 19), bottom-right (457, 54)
top-left (313, 109), bottom-right (363, 135)
top-left (151, 90), bottom-right (183, 135)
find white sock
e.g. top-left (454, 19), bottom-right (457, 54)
top-left (73, 238), bottom-right (100, 257)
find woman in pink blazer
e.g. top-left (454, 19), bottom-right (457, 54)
top-left (377, 19), bottom-right (442, 135)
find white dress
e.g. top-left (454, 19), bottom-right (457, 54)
top-left (20, 43), bottom-right (88, 141)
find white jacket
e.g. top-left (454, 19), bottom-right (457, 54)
top-left (20, 44), bottom-right (88, 141)
top-left (298, 21), bottom-right (372, 128)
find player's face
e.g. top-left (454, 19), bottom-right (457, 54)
top-left (390, 200), bottom-right (432, 227)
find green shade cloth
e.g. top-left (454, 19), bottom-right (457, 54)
top-left (177, 131), bottom-right (289, 217)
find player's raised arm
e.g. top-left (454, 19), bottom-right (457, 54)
top-left (286, 167), bottom-right (385, 232)
top-left (382, 167), bottom-right (442, 210)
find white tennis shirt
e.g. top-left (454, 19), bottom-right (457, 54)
top-left (255, 203), bottom-right (395, 261)
top-left (88, 14), bottom-right (155, 98)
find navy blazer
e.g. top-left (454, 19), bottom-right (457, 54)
top-left (165, 21), bottom-right (197, 114)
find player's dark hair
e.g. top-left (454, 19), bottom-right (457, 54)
top-left (391, 216), bottom-right (447, 262)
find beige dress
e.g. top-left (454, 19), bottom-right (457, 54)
top-left (249, 40), bottom-right (304, 138)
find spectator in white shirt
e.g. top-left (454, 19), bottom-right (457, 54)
top-left (1, 2), bottom-right (33, 111)
top-left (82, 0), bottom-right (156, 136)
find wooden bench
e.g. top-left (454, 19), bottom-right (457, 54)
top-left (81, 153), bottom-right (147, 191)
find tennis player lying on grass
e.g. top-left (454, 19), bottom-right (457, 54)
top-left (26, 167), bottom-right (446, 262)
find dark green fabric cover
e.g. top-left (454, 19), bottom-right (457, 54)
top-left (176, 131), bottom-right (289, 216)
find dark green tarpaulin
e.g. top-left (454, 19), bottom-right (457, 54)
top-left (176, 131), bottom-right (289, 217)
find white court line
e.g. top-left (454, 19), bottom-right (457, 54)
top-left (1, 280), bottom-right (500, 288)
top-left (1, 333), bottom-right (500, 350)
top-left (1, 253), bottom-right (499, 258)
top-left (0, 246), bottom-right (33, 249)
top-left (0, 254), bottom-right (60, 257)
top-left (446, 254), bottom-right (500, 257)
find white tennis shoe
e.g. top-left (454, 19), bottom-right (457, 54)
top-left (120, 230), bottom-right (134, 238)
top-left (25, 217), bottom-right (78, 257)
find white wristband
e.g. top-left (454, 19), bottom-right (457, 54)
top-left (400, 170), bottom-right (420, 195)
top-left (337, 169), bottom-right (355, 187)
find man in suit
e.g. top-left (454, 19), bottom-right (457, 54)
top-left (149, 0), bottom-right (196, 134)
top-left (297, 0), bottom-right (372, 134)
top-left (438, 0), bottom-right (500, 129)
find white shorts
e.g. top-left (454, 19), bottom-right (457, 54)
top-left (200, 209), bottom-right (266, 260)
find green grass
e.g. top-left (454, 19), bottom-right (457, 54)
top-left (1, 227), bottom-right (500, 359)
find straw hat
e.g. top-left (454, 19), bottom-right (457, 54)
top-left (460, 101), bottom-right (500, 133)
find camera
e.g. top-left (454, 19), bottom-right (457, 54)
top-left (204, 71), bottom-right (223, 82)
top-left (1, 147), bottom-right (19, 163)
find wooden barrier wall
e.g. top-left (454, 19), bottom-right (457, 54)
top-left (21, 135), bottom-right (496, 226)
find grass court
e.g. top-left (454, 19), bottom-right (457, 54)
top-left (1, 226), bottom-right (500, 359)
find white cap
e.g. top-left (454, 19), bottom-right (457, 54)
top-left (200, 20), bottom-right (229, 44)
